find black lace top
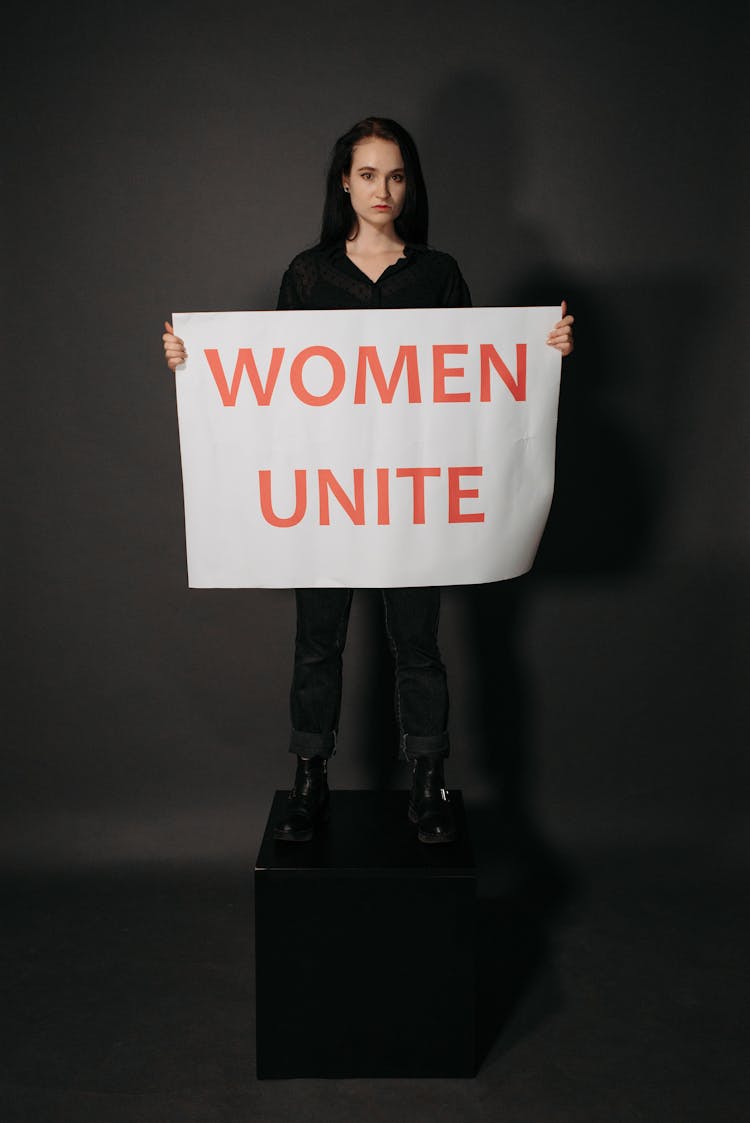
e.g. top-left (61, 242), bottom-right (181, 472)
top-left (276, 242), bottom-right (472, 311)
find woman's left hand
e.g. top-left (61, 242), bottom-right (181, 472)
top-left (546, 300), bottom-right (574, 356)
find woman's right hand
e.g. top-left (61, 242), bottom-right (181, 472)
top-left (162, 321), bottom-right (187, 371)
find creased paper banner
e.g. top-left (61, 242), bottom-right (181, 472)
top-left (173, 306), bottom-right (561, 588)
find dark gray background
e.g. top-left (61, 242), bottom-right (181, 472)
top-left (2, 0), bottom-right (747, 870)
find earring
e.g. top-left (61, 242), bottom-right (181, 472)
top-left (343, 186), bottom-right (350, 193)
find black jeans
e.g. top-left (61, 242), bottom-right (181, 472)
top-left (289, 587), bottom-right (449, 761)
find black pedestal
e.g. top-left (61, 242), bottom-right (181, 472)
top-left (254, 789), bottom-right (477, 1079)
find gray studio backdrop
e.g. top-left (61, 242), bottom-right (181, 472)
top-left (2, 0), bottom-right (747, 868)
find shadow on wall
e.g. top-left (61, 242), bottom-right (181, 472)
top-left (351, 72), bottom-right (717, 848)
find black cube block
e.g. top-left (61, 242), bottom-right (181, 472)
top-left (254, 789), bottom-right (476, 1078)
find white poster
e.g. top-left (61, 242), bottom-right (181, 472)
top-left (173, 307), bottom-right (561, 588)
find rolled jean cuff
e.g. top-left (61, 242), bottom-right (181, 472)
top-left (401, 732), bottom-right (450, 760)
top-left (289, 729), bottom-right (336, 758)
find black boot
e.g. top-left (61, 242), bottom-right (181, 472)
top-left (408, 756), bottom-right (457, 844)
top-left (273, 755), bottom-right (330, 842)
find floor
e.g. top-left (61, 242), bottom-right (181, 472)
top-left (1, 807), bottom-right (747, 1123)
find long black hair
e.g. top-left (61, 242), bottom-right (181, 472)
top-left (319, 117), bottom-right (429, 247)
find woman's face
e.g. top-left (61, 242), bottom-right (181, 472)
top-left (342, 137), bottom-right (406, 235)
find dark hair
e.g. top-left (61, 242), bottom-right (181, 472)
top-left (319, 116), bottom-right (429, 246)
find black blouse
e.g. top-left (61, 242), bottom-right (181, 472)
top-left (276, 242), bottom-right (472, 311)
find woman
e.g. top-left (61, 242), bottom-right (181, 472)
top-left (163, 117), bottom-right (574, 845)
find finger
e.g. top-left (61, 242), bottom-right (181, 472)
top-left (549, 323), bottom-right (573, 336)
top-left (561, 299), bottom-right (567, 319)
top-left (164, 321), bottom-right (174, 333)
top-left (164, 335), bottom-right (187, 353)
